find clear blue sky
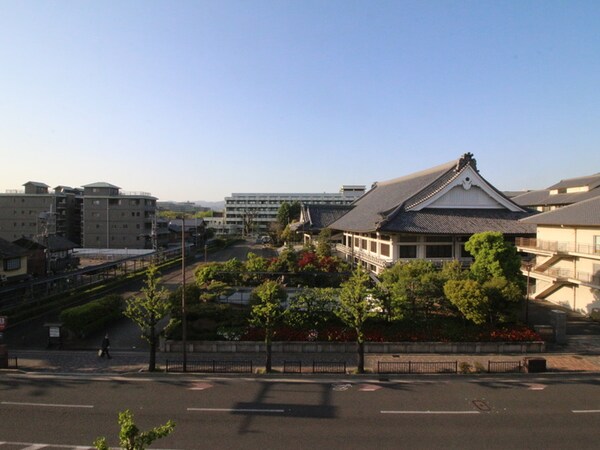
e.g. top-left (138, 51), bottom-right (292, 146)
top-left (1, 1), bottom-right (599, 202)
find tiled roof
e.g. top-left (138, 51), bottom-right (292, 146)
top-left (0, 237), bottom-right (27, 258)
top-left (512, 187), bottom-right (600, 207)
top-left (546, 173), bottom-right (600, 190)
top-left (382, 209), bottom-right (537, 235)
top-left (329, 159), bottom-right (458, 232)
top-left (329, 153), bottom-right (527, 234)
top-left (294, 204), bottom-right (353, 231)
top-left (521, 196), bottom-right (600, 226)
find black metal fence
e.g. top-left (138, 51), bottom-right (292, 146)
top-left (312, 361), bottom-right (347, 374)
top-left (488, 360), bottom-right (523, 373)
top-left (165, 360), bottom-right (253, 373)
top-left (283, 360), bottom-right (302, 373)
top-left (377, 361), bottom-right (458, 374)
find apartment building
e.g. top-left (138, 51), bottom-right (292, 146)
top-left (224, 185), bottom-right (365, 235)
top-left (0, 182), bottom-right (82, 245)
top-left (517, 196), bottom-right (600, 314)
top-left (81, 182), bottom-right (157, 249)
top-left (329, 153), bottom-right (536, 274)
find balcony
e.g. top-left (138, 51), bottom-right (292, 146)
top-left (517, 237), bottom-right (600, 259)
top-left (335, 244), bottom-right (392, 269)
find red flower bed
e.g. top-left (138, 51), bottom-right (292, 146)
top-left (239, 324), bottom-right (541, 343)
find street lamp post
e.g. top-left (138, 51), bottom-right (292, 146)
top-left (181, 216), bottom-right (187, 372)
top-left (524, 261), bottom-right (533, 324)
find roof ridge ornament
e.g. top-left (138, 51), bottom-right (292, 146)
top-left (456, 152), bottom-right (477, 172)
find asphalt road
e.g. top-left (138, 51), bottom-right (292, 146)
top-left (1, 373), bottom-right (600, 449)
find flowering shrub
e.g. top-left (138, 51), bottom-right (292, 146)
top-left (239, 323), bottom-right (541, 343)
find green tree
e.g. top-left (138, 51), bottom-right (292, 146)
top-left (286, 287), bottom-right (337, 329)
top-left (444, 279), bottom-right (489, 325)
top-left (93, 409), bottom-right (175, 450)
top-left (465, 232), bottom-right (522, 283)
top-left (250, 280), bottom-right (287, 373)
top-left (277, 202), bottom-right (292, 227)
top-left (123, 265), bottom-right (171, 372)
top-left (316, 228), bottom-right (332, 258)
top-left (482, 276), bottom-right (523, 324)
top-left (336, 266), bottom-right (377, 373)
top-left (380, 260), bottom-right (440, 320)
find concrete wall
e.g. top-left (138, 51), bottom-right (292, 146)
top-left (163, 340), bottom-right (546, 354)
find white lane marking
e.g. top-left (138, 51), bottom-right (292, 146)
top-left (21, 445), bottom-right (46, 450)
top-left (1, 401), bottom-right (94, 409)
top-left (526, 383), bottom-right (547, 391)
top-left (358, 384), bottom-right (382, 391)
top-left (381, 410), bottom-right (480, 415)
top-left (573, 409), bottom-right (600, 413)
top-left (189, 382), bottom-right (213, 391)
top-left (187, 407), bottom-right (285, 413)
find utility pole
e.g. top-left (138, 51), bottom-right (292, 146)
top-left (181, 216), bottom-right (187, 372)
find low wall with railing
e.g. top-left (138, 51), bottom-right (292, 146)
top-left (162, 340), bottom-right (545, 354)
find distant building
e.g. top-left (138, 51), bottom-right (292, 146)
top-left (0, 182), bottom-right (82, 245)
top-left (224, 185), bottom-right (365, 235)
top-left (517, 196), bottom-right (600, 315)
top-left (512, 173), bottom-right (600, 212)
top-left (329, 153), bottom-right (536, 274)
top-left (157, 201), bottom-right (210, 214)
top-left (81, 182), bottom-right (157, 249)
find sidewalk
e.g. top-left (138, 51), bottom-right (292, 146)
top-left (6, 346), bottom-right (600, 375)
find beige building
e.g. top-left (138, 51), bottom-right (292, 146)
top-left (81, 182), bottom-right (157, 249)
top-left (0, 182), bottom-right (82, 244)
top-left (517, 196), bottom-right (600, 315)
top-left (329, 153), bottom-right (536, 274)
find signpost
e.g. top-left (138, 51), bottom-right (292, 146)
top-left (0, 316), bottom-right (7, 368)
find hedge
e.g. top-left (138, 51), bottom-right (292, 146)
top-left (59, 294), bottom-right (124, 338)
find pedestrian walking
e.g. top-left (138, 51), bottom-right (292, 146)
top-left (99, 333), bottom-right (111, 359)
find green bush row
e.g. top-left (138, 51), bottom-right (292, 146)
top-left (59, 294), bottom-right (124, 338)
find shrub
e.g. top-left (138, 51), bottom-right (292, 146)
top-left (60, 294), bottom-right (123, 338)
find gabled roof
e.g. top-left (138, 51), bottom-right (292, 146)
top-left (329, 153), bottom-right (531, 234)
top-left (521, 195), bottom-right (600, 227)
top-left (0, 237), bottom-right (27, 258)
top-left (293, 204), bottom-right (353, 231)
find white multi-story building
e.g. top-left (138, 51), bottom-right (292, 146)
top-left (224, 185), bottom-right (365, 235)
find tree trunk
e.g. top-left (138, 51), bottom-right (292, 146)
top-left (357, 340), bottom-right (365, 374)
top-left (149, 324), bottom-right (156, 372)
top-left (265, 337), bottom-right (272, 373)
